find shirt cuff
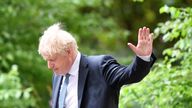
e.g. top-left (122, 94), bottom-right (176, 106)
top-left (137, 55), bottom-right (151, 62)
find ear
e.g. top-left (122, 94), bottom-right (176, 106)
top-left (66, 48), bottom-right (71, 55)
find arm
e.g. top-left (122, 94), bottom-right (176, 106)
top-left (101, 53), bottom-right (156, 88)
top-left (101, 27), bottom-right (156, 88)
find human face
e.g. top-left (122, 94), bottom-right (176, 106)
top-left (43, 53), bottom-right (72, 75)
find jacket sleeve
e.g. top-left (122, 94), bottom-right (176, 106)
top-left (100, 53), bottom-right (156, 88)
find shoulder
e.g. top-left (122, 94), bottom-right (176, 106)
top-left (82, 54), bottom-right (118, 69)
top-left (85, 54), bottom-right (116, 64)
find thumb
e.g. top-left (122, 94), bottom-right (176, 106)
top-left (127, 43), bottom-right (137, 54)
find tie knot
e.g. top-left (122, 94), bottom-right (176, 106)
top-left (65, 73), bottom-right (70, 84)
top-left (65, 73), bottom-right (70, 78)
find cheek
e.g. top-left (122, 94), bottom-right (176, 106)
top-left (58, 59), bottom-right (68, 69)
top-left (56, 56), bottom-right (71, 72)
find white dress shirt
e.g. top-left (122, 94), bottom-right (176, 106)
top-left (59, 52), bottom-right (150, 108)
top-left (60, 52), bottom-right (81, 108)
top-left (137, 55), bottom-right (150, 62)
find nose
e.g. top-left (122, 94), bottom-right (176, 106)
top-left (47, 61), bottom-right (54, 69)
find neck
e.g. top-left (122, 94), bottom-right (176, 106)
top-left (69, 51), bottom-right (78, 67)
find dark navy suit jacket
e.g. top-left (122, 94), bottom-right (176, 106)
top-left (52, 53), bottom-right (156, 108)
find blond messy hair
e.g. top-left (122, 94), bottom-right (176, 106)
top-left (38, 23), bottom-right (78, 57)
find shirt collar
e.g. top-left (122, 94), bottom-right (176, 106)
top-left (68, 51), bottom-right (81, 76)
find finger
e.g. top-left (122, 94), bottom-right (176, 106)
top-left (149, 33), bottom-right (153, 45)
top-left (146, 28), bottom-right (150, 41)
top-left (147, 27), bottom-right (150, 34)
top-left (138, 28), bottom-right (143, 40)
top-left (146, 28), bottom-right (150, 37)
top-left (142, 27), bottom-right (147, 40)
top-left (149, 33), bottom-right (153, 54)
top-left (128, 43), bottom-right (137, 54)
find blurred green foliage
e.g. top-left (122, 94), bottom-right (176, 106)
top-left (0, 0), bottom-right (191, 107)
top-left (120, 5), bottom-right (192, 108)
top-left (0, 65), bottom-right (36, 108)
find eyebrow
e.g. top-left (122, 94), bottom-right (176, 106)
top-left (47, 56), bottom-right (57, 61)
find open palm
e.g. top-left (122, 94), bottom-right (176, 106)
top-left (128, 27), bottom-right (153, 56)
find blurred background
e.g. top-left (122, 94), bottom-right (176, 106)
top-left (0, 0), bottom-right (192, 108)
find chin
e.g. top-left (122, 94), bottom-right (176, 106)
top-left (54, 71), bottom-right (64, 76)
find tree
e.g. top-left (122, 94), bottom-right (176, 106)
top-left (0, 65), bottom-right (36, 108)
top-left (119, 5), bottom-right (192, 108)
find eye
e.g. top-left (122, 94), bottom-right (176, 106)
top-left (48, 58), bottom-right (54, 62)
top-left (44, 55), bottom-right (57, 62)
top-left (49, 57), bottom-right (57, 61)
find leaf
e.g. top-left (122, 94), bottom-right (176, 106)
top-left (160, 5), bottom-right (169, 14)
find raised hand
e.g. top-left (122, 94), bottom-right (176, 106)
top-left (128, 27), bottom-right (153, 56)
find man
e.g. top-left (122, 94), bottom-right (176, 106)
top-left (38, 23), bottom-right (156, 108)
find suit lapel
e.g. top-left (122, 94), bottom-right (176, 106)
top-left (52, 75), bottom-right (63, 108)
top-left (78, 55), bottom-right (89, 108)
